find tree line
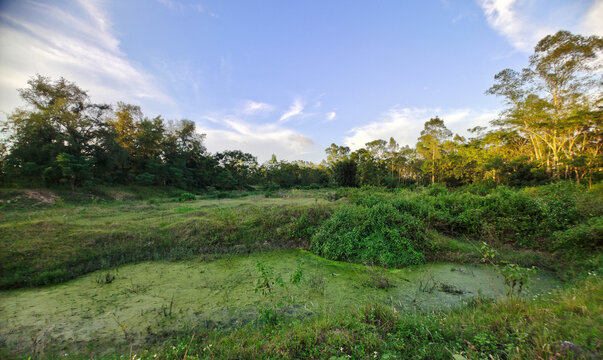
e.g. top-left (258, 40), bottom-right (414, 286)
top-left (0, 31), bottom-right (601, 190)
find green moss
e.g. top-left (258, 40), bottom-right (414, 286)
top-left (0, 249), bottom-right (560, 356)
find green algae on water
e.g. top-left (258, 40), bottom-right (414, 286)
top-left (0, 249), bottom-right (560, 356)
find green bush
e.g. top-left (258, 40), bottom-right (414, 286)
top-left (332, 182), bottom-right (598, 252)
top-left (311, 203), bottom-right (426, 267)
top-left (551, 217), bottom-right (603, 252)
top-left (178, 192), bottom-right (196, 201)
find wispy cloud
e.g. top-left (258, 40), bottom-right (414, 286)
top-left (279, 97), bottom-right (305, 123)
top-left (157, 0), bottom-right (206, 14)
top-left (478, 0), bottom-right (602, 52)
top-left (478, 0), bottom-right (551, 52)
top-left (0, 0), bottom-right (171, 116)
top-left (242, 100), bottom-right (275, 115)
top-left (326, 111), bottom-right (336, 121)
top-left (199, 114), bottom-right (319, 162)
top-left (344, 106), bottom-right (499, 150)
top-left (580, 0), bottom-right (603, 35)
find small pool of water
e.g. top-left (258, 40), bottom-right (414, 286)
top-left (0, 249), bottom-right (561, 355)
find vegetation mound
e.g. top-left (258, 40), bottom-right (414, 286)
top-left (311, 202), bottom-right (426, 267)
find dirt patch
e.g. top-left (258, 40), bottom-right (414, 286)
top-left (0, 190), bottom-right (59, 206)
top-left (23, 190), bottom-right (59, 204)
top-left (104, 190), bottom-right (136, 200)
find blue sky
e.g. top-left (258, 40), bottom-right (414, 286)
top-left (0, 0), bottom-right (601, 162)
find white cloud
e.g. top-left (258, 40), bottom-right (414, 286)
top-left (344, 106), bottom-right (499, 151)
top-left (157, 0), bottom-right (206, 14)
top-left (279, 97), bottom-right (304, 123)
top-left (0, 0), bottom-right (171, 118)
top-left (242, 100), bottom-right (275, 115)
top-left (326, 111), bottom-right (336, 121)
top-left (478, 0), bottom-right (602, 52)
top-left (198, 115), bottom-right (320, 162)
top-left (478, 0), bottom-right (552, 52)
top-left (581, 0), bottom-right (603, 35)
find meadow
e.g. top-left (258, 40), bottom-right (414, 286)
top-left (0, 183), bottom-right (601, 359)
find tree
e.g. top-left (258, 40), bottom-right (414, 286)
top-left (4, 75), bottom-right (109, 185)
top-left (214, 150), bottom-right (258, 189)
top-left (324, 143), bottom-right (350, 166)
top-left (488, 30), bottom-right (603, 180)
top-left (107, 102), bottom-right (142, 152)
top-left (416, 116), bottom-right (452, 184)
top-left (332, 159), bottom-right (357, 187)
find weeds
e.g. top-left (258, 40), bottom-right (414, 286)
top-left (417, 274), bottom-right (438, 293)
top-left (364, 266), bottom-right (393, 290)
top-left (159, 295), bottom-right (175, 317)
top-left (254, 261), bottom-right (285, 295)
top-left (117, 277), bottom-right (601, 360)
top-left (96, 270), bottom-right (117, 285)
top-left (500, 263), bottom-right (536, 297)
top-left (307, 272), bottom-right (326, 295)
top-left (439, 283), bottom-right (465, 294)
top-left (177, 192), bottom-right (196, 202)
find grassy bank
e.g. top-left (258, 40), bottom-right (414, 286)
top-left (165, 276), bottom-right (602, 360)
top-left (0, 183), bottom-right (601, 359)
top-left (0, 189), bottom-right (334, 289)
top-left (1, 183), bottom-right (600, 289)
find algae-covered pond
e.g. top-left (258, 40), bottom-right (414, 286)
top-left (0, 249), bottom-right (561, 355)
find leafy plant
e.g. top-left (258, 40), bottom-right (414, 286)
top-left (500, 263), bottom-right (536, 297)
top-left (96, 271), bottom-right (117, 284)
top-left (289, 263), bottom-right (304, 286)
top-left (254, 261), bottom-right (284, 296)
top-left (307, 272), bottom-right (326, 295)
top-left (311, 202), bottom-right (426, 268)
top-left (479, 241), bottom-right (498, 264)
top-left (364, 266), bottom-right (393, 290)
top-left (178, 192), bottom-right (196, 201)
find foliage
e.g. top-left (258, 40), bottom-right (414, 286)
top-left (254, 260), bottom-right (285, 295)
top-left (500, 263), bottom-right (537, 297)
top-left (311, 201), bottom-right (426, 267)
top-left (332, 159), bottom-right (358, 187)
top-left (177, 192), bottom-right (195, 201)
top-left (2, 31), bottom-right (601, 190)
top-left (0, 190), bottom-right (333, 289)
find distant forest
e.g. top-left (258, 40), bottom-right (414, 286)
top-left (1, 31), bottom-right (601, 190)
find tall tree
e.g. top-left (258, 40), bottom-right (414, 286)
top-left (488, 30), bottom-right (603, 179)
top-left (416, 116), bottom-right (452, 184)
top-left (4, 75), bottom-right (109, 185)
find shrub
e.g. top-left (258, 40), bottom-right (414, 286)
top-left (551, 217), bottom-right (603, 252)
top-left (178, 192), bottom-right (196, 201)
top-left (311, 203), bottom-right (426, 267)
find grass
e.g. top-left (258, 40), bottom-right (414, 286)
top-left (0, 183), bottom-right (601, 359)
top-left (2, 184), bottom-right (599, 289)
top-left (0, 189), bottom-right (334, 289)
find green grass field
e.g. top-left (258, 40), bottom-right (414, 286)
top-left (0, 185), bottom-right (601, 359)
top-left (0, 188), bottom-right (334, 289)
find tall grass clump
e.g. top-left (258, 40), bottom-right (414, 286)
top-left (311, 201), bottom-right (426, 267)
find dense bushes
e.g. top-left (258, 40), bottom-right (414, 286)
top-left (551, 217), bottom-right (603, 252)
top-left (311, 182), bottom-right (601, 268)
top-left (311, 202), bottom-right (426, 267)
top-left (335, 183), bottom-right (600, 250)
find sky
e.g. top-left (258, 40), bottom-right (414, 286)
top-left (0, 0), bottom-right (601, 163)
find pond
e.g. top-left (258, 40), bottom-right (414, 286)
top-left (0, 249), bottom-right (561, 355)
